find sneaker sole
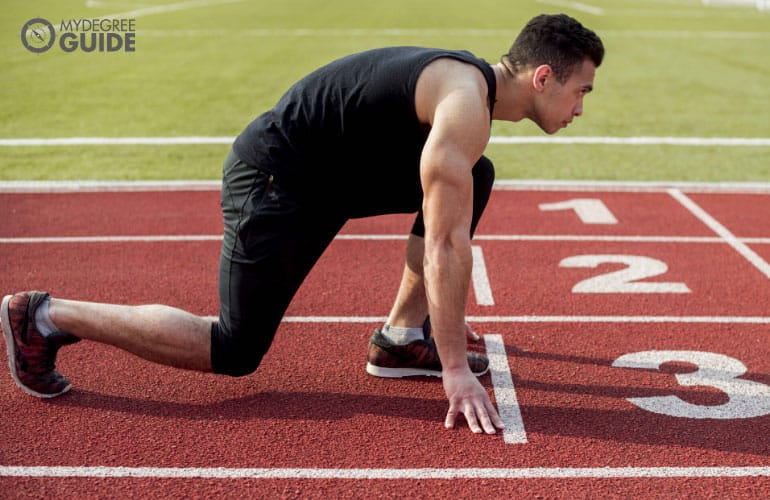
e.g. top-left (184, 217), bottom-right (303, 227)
top-left (366, 362), bottom-right (489, 378)
top-left (1, 294), bottom-right (71, 399)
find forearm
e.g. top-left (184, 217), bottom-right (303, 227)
top-left (423, 236), bottom-right (472, 372)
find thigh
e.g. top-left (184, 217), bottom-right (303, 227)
top-left (214, 151), bottom-right (347, 373)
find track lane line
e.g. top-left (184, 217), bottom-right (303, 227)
top-left (2, 465), bottom-right (769, 479)
top-left (669, 189), bottom-right (770, 279)
top-left (484, 334), bottom-right (527, 444)
top-left (471, 246), bottom-right (495, 306)
top-left (3, 235), bottom-right (770, 244)
top-left (272, 316), bottom-right (770, 324)
top-left (3, 180), bottom-right (770, 193)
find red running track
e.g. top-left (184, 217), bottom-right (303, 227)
top-left (1, 183), bottom-right (770, 498)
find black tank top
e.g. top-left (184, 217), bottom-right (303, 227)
top-left (233, 46), bottom-right (496, 217)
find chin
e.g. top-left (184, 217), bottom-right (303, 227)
top-left (542, 126), bottom-right (560, 135)
top-left (536, 123), bottom-right (559, 135)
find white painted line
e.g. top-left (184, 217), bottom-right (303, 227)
top-left (280, 316), bottom-right (387, 323)
top-left (536, 0), bottom-right (605, 15)
top-left (488, 136), bottom-right (770, 146)
top-left (669, 189), bottom-right (770, 280)
top-left (538, 198), bottom-right (618, 224)
top-left (484, 334), bottom-right (527, 444)
top-left (0, 137), bottom-right (233, 146)
top-left (135, 28), bottom-right (770, 40)
top-left (471, 246), bottom-right (495, 306)
top-left (101, 0), bottom-right (243, 19)
top-left (0, 180), bottom-right (222, 192)
top-left (3, 180), bottom-right (770, 194)
top-left (273, 316), bottom-right (770, 324)
top-left (0, 235), bottom-right (223, 244)
top-left (335, 234), bottom-right (407, 241)
top-left (5, 235), bottom-right (770, 245)
top-left (474, 235), bottom-right (726, 243)
top-left (2, 465), bottom-right (769, 479)
top-left (601, 29), bottom-right (770, 39)
top-left (2, 136), bottom-right (769, 147)
top-left (493, 180), bottom-right (770, 194)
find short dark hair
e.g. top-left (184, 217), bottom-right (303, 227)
top-left (503, 14), bottom-right (604, 83)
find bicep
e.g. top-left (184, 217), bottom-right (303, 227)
top-left (420, 91), bottom-right (490, 241)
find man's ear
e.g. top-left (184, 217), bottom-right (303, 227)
top-left (532, 64), bottom-right (553, 92)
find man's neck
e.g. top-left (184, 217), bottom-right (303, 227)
top-left (490, 62), bottom-right (532, 124)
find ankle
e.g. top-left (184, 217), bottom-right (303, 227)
top-left (33, 296), bottom-right (58, 337)
top-left (381, 324), bottom-right (424, 345)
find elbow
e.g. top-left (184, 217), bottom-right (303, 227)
top-left (423, 233), bottom-right (472, 276)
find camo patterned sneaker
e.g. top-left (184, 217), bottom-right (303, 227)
top-left (1, 292), bottom-right (80, 398)
top-left (366, 329), bottom-right (489, 378)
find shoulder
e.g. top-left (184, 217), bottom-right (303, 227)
top-left (416, 58), bottom-right (493, 168)
top-left (415, 57), bottom-right (491, 126)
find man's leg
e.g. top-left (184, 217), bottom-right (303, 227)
top-left (210, 150), bottom-right (348, 377)
top-left (49, 299), bottom-right (212, 371)
top-left (385, 155), bottom-right (494, 333)
top-left (366, 156), bottom-right (494, 378)
top-left (211, 204), bottom-right (346, 377)
top-left (2, 151), bottom-right (344, 397)
top-left (383, 233), bottom-right (428, 337)
top-left (2, 288), bottom-right (214, 399)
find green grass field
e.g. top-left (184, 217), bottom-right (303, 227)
top-left (2, 0), bottom-right (769, 181)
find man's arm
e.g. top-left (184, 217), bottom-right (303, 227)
top-left (415, 60), bottom-right (504, 434)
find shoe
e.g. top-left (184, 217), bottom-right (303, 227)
top-left (1, 292), bottom-right (80, 398)
top-left (366, 328), bottom-right (488, 378)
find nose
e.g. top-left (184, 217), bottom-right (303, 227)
top-left (574, 97), bottom-right (584, 117)
top-left (573, 104), bottom-right (583, 117)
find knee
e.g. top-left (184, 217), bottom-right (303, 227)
top-left (210, 322), bottom-right (270, 377)
top-left (215, 350), bottom-right (264, 378)
top-left (469, 156), bottom-right (495, 236)
top-left (472, 156), bottom-right (495, 192)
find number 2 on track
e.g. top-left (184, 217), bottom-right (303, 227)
top-left (560, 255), bottom-right (691, 294)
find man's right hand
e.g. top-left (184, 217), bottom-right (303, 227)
top-left (442, 367), bottom-right (504, 434)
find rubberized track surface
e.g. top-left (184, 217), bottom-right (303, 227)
top-left (2, 183), bottom-right (770, 498)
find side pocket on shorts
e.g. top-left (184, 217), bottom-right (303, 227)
top-left (237, 172), bottom-right (275, 253)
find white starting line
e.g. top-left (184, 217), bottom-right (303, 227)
top-left (1, 465), bottom-right (768, 479)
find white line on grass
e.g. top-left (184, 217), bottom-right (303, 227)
top-left (100, 0), bottom-right (242, 19)
top-left (488, 136), bottom-right (770, 146)
top-left (536, 0), bottom-right (605, 15)
top-left (2, 136), bottom-right (769, 147)
top-left (0, 137), bottom-right (233, 146)
top-left (669, 189), bottom-right (770, 280)
top-left (2, 465), bottom-right (769, 479)
top-left (135, 28), bottom-right (770, 40)
top-left (484, 334), bottom-right (527, 444)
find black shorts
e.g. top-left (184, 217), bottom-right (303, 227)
top-left (210, 150), bottom-right (494, 376)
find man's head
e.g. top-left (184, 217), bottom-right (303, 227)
top-left (503, 14), bottom-right (604, 84)
top-left (494, 14), bottom-right (604, 134)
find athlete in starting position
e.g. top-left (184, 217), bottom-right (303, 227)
top-left (2, 14), bottom-right (603, 435)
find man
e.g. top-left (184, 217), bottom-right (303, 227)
top-left (2, 14), bottom-right (603, 435)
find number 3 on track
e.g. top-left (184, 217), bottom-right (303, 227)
top-left (613, 351), bottom-right (770, 419)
